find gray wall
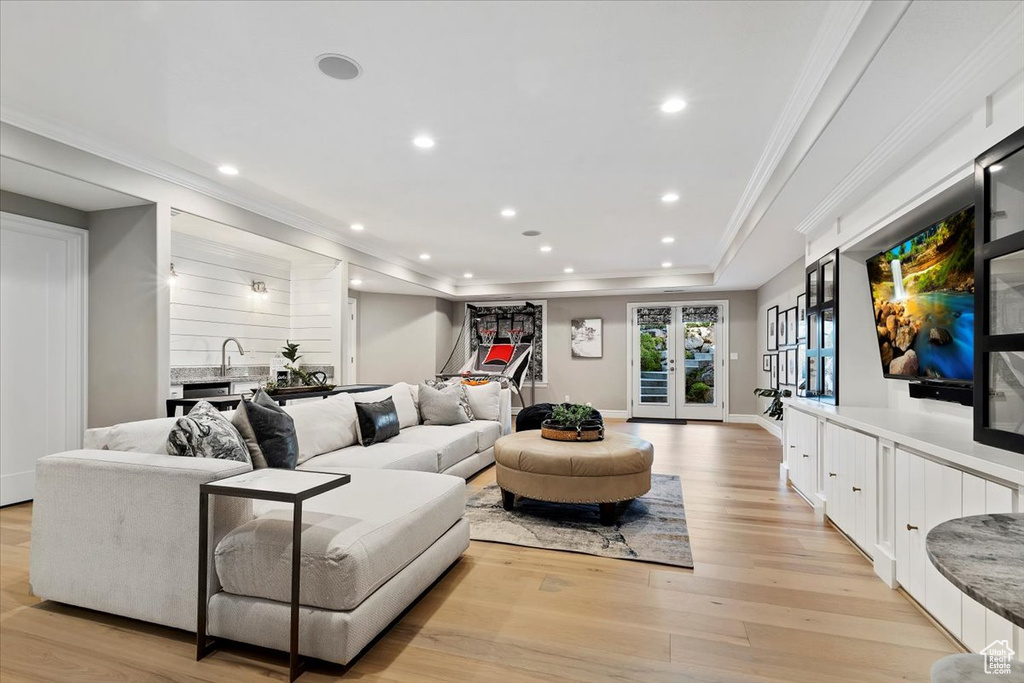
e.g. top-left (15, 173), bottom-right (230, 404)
top-left (356, 292), bottom-right (454, 385)
top-left (87, 204), bottom-right (169, 427)
top-left (0, 190), bottom-right (88, 228)
top-left (453, 291), bottom-right (758, 415)
top-left (754, 257), bottom-right (805, 417)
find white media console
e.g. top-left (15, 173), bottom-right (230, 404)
top-left (781, 397), bottom-right (1024, 654)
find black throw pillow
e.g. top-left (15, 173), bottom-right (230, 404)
top-left (232, 389), bottom-right (299, 469)
top-left (355, 396), bottom-right (400, 446)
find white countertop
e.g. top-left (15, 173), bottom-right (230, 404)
top-left (782, 397), bottom-right (1024, 486)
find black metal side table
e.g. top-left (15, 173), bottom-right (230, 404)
top-left (197, 469), bottom-right (350, 681)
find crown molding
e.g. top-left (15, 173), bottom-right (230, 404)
top-left (712, 0), bottom-right (912, 283)
top-left (795, 3), bottom-right (1024, 236)
top-left (0, 104), bottom-right (457, 286)
top-left (712, 0), bottom-right (873, 262)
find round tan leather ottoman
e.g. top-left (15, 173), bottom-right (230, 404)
top-left (493, 430), bottom-right (654, 525)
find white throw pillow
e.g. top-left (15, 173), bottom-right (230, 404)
top-left (464, 382), bottom-right (501, 421)
top-left (352, 383), bottom-right (419, 429)
top-left (283, 393), bottom-right (358, 464)
top-left (83, 417), bottom-right (183, 454)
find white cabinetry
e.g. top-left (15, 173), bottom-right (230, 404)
top-left (823, 423), bottom-right (877, 557)
top-left (894, 447), bottom-right (1016, 645)
top-left (785, 409), bottom-right (818, 502)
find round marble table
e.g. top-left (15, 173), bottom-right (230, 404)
top-left (925, 513), bottom-right (1024, 629)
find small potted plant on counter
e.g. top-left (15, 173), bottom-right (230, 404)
top-left (264, 341), bottom-right (335, 395)
top-left (541, 403), bottom-right (605, 441)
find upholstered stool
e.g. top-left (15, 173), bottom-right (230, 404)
top-left (931, 653), bottom-right (1023, 682)
top-left (493, 430), bottom-right (653, 525)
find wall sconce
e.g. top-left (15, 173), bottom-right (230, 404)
top-left (251, 280), bottom-right (269, 300)
top-left (167, 263), bottom-right (179, 286)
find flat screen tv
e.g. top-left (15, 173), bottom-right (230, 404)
top-left (865, 205), bottom-right (974, 382)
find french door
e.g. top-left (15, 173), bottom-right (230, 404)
top-left (630, 303), bottom-right (726, 420)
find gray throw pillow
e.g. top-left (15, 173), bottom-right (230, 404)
top-left (418, 383), bottom-right (472, 426)
top-left (232, 389), bottom-right (299, 469)
top-left (167, 400), bottom-right (251, 465)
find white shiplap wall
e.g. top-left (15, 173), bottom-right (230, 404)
top-left (289, 260), bottom-right (342, 369)
top-left (170, 233), bottom-right (340, 371)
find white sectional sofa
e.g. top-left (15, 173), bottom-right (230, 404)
top-left (29, 382), bottom-right (510, 666)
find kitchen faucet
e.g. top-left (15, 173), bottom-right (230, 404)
top-left (221, 338), bottom-right (245, 376)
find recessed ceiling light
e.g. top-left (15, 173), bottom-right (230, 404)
top-left (661, 192), bottom-right (679, 203)
top-left (349, 278), bottom-right (363, 286)
top-left (660, 98), bottom-right (687, 114)
top-left (413, 135), bottom-right (435, 149)
top-left (501, 208), bottom-right (516, 218)
top-left (316, 54), bottom-right (362, 81)
top-left (350, 223), bottom-right (365, 231)
top-left (540, 245), bottom-right (552, 253)
top-left (218, 165), bottom-right (239, 176)
top-left (662, 262), bottom-right (673, 268)
top-left (991, 164), bottom-right (1004, 172)
top-left (563, 267), bottom-right (574, 274)
top-left (419, 253), bottom-right (431, 260)
top-left (463, 272), bottom-right (474, 279)
top-left (662, 236), bottom-right (675, 244)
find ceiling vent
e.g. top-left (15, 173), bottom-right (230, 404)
top-left (316, 54), bottom-right (361, 81)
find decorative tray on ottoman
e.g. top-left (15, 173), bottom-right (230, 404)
top-left (540, 419), bottom-right (605, 442)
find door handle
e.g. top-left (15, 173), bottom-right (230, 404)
top-left (852, 486), bottom-right (861, 492)
top-left (828, 472), bottom-right (837, 477)
top-left (906, 523), bottom-right (918, 531)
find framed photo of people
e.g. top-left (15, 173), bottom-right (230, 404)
top-left (767, 305), bottom-right (779, 351)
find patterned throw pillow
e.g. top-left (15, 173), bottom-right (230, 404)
top-left (423, 379), bottom-right (475, 420)
top-left (167, 400), bottom-right (251, 465)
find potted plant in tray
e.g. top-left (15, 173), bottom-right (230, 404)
top-left (264, 341), bottom-right (335, 395)
top-left (541, 403), bottom-right (605, 442)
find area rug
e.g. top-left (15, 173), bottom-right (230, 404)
top-left (465, 474), bottom-right (693, 568)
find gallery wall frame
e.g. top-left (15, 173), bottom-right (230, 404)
top-left (767, 305), bottom-right (779, 351)
top-left (797, 293), bottom-right (807, 342)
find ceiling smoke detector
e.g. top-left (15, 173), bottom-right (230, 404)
top-left (316, 54), bottom-right (362, 81)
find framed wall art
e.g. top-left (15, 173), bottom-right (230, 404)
top-left (767, 305), bottom-right (779, 351)
top-left (570, 317), bottom-right (602, 358)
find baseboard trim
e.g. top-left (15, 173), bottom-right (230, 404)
top-left (755, 415), bottom-right (782, 440)
top-left (726, 413), bottom-right (758, 424)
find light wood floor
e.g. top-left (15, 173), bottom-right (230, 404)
top-left (0, 421), bottom-right (956, 682)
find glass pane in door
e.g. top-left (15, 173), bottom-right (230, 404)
top-left (990, 148), bottom-right (1024, 241)
top-left (637, 307), bottom-right (671, 404)
top-left (680, 306), bottom-right (718, 408)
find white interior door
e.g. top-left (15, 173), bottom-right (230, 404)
top-left (0, 213), bottom-right (86, 506)
top-left (345, 297), bottom-right (357, 384)
top-left (630, 303), bottom-right (726, 420)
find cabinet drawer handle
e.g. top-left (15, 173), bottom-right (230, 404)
top-left (828, 472), bottom-right (837, 477)
top-left (802, 453), bottom-right (809, 458)
top-left (906, 524), bottom-right (918, 531)
top-left (789, 445), bottom-right (795, 449)
top-left (852, 486), bottom-right (861, 492)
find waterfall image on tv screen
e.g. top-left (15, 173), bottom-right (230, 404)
top-left (865, 206), bottom-right (974, 381)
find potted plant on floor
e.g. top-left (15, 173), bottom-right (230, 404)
top-left (541, 403), bottom-right (605, 441)
top-left (753, 387), bottom-right (792, 420)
